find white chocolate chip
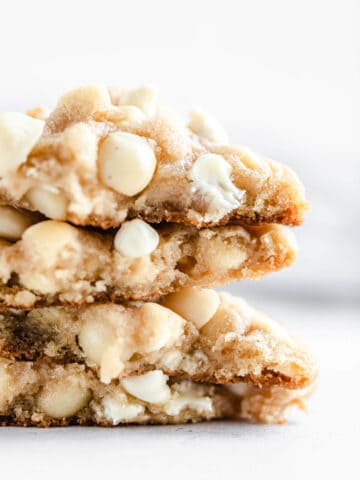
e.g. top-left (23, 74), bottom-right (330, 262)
top-left (78, 315), bottom-right (116, 365)
top-left (159, 350), bottom-right (183, 371)
top-left (0, 112), bottom-right (44, 176)
top-left (138, 303), bottom-right (185, 352)
top-left (57, 85), bottom-right (111, 117)
top-left (188, 107), bottom-right (228, 144)
top-left (26, 186), bottom-right (68, 220)
top-left (110, 85), bottom-right (158, 117)
top-left (21, 220), bottom-right (78, 269)
top-left (189, 153), bottom-right (245, 221)
top-left (99, 343), bottom-right (128, 384)
top-left (37, 374), bottom-right (91, 418)
top-left (102, 395), bottom-right (144, 425)
top-left (121, 370), bottom-right (171, 404)
top-left (114, 219), bottom-right (159, 258)
top-left (165, 394), bottom-right (213, 416)
top-left (126, 86), bottom-right (158, 117)
top-left (0, 206), bottom-right (35, 241)
top-left (162, 287), bottom-right (220, 329)
top-left (98, 132), bottom-right (157, 196)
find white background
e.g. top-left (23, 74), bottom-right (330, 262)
top-left (0, 1), bottom-right (359, 478)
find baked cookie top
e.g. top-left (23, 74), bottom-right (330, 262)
top-left (0, 85), bottom-right (308, 228)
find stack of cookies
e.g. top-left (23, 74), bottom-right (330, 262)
top-left (0, 85), bottom-right (316, 426)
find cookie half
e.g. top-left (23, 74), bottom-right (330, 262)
top-left (0, 85), bottom-right (308, 228)
top-left (0, 213), bottom-right (296, 308)
top-left (0, 289), bottom-right (317, 388)
top-left (0, 360), bottom-right (314, 426)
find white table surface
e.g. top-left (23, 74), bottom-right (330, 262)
top-left (0, 300), bottom-right (359, 480)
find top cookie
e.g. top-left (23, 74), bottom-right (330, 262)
top-left (0, 85), bottom-right (308, 229)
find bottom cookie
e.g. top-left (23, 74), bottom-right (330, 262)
top-left (0, 359), bottom-right (313, 426)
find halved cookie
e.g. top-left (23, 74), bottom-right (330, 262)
top-left (0, 289), bottom-right (317, 389)
top-left (0, 85), bottom-right (308, 229)
top-left (0, 361), bottom-right (314, 426)
top-left (0, 212), bottom-right (296, 308)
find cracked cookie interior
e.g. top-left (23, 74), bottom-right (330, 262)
top-left (0, 289), bottom-right (317, 388)
top-left (0, 214), bottom-right (297, 308)
top-left (0, 360), bottom-right (313, 426)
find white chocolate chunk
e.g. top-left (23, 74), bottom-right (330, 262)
top-left (121, 371), bottom-right (170, 404)
top-left (21, 221), bottom-right (78, 269)
top-left (98, 132), bottom-right (157, 196)
top-left (0, 205), bottom-right (35, 241)
top-left (26, 186), bottom-right (68, 220)
top-left (57, 85), bottom-right (111, 117)
top-left (189, 107), bottom-right (228, 144)
top-left (37, 374), bottom-right (91, 418)
top-left (189, 153), bottom-right (245, 221)
top-left (162, 287), bottom-right (220, 329)
top-left (78, 315), bottom-right (116, 365)
top-left (0, 112), bottom-right (44, 176)
top-left (165, 394), bottom-right (213, 416)
top-left (102, 395), bottom-right (144, 424)
top-left (114, 219), bottom-right (159, 258)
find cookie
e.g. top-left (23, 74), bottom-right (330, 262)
top-left (0, 85), bottom-right (308, 229)
top-left (0, 289), bottom-right (317, 388)
top-left (0, 360), bottom-right (314, 426)
top-left (0, 212), bottom-right (296, 308)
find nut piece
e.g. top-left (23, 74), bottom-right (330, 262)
top-left (0, 205), bottom-right (35, 241)
top-left (37, 374), bottom-right (91, 418)
top-left (26, 186), bottom-right (68, 220)
top-left (21, 220), bottom-right (78, 269)
top-left (0, 112), bottom-right (44, 176)
top-left (188, 107), bottom-right (228, 144)
top-left (205, 237), bottom-right (247, 272)
top-left (189, 153), bottom-right (245, 220)
top-left (57, 85), bottom-right (111, 118)
top-left (102, 395), bottom-right (144, 425)
top-left (98, 132), bottom-right (157, 196)
top-left (162, 287), bottom-right (220, 329)
top-left (114, 219), bottom-right (159, 258)
top-left (121, 370), bottom-right (171, 404)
